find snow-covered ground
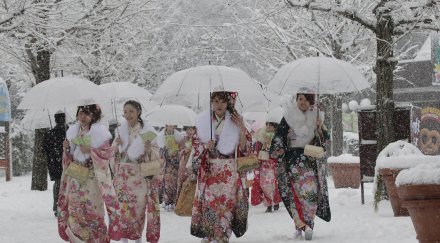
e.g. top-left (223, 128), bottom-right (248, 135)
top-left (0, 174), bottom-right (417, 243)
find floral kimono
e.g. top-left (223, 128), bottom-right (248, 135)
top-left (57, 122), bottom-right (121, 243)
top-left (110, 119), bottom-right (160, 243)
top-left (156, 128), bottom-right (184, 208)
top-left (251, 128), bottom-right (282, 207)
top-left (190, 110), bottom-right (252, 243)
top-left (270, 103), bottom-right (331, 230)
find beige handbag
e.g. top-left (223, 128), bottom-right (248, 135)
top-left (304, 129), bottom-right (325, 159)
top-left (175, 178), bottom-right (197, 216)
top-left (141, 148), bottom-right (162, 177)
top-left (236, 155), bottom-right (259, 172)
top-left (257, 151), bottom-right (270, 160)
top-left (304, 144), bottom-right (325, 158)
top-left (65, 162), bottom-right (90, 185)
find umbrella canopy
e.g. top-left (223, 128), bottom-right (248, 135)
top-left (151, 65), bottom-right (268, 112)
top-left (20, 108), bottom-right (76, 130)
top-left (144, 105), bottom-right (197, 127)
top-left (18, 77), bottom-right (109, 111)
top-left (268, 57), bottom-right (370, 95)
top-left (99, 82), bottom-right (154, 105)
top-left (99, 82), bottom-right (157, 118)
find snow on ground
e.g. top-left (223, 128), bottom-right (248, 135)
top-left (0, 174), bottom-right (417, 243)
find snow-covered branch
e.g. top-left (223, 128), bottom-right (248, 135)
top-left (284, 0), bottom-right (376, 33)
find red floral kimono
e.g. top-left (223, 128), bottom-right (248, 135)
top-left (57, 123), bottom-right (121, 243)
top-left (251, 131), bottom-right (282, 207)
top-left (190, 110), bottom-right (252, 243)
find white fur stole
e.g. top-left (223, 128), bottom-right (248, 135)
top-left (196, 110), bottom-right (240, 155)
top-left (66, 122), bottom-right (112, 162)
top-left (116, 118), bottom-right (157, 161)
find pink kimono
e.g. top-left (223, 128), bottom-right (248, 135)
top-left (57, 123), bottom-right (121, 243)
top-left (110, 119), bottom-right (161, 243)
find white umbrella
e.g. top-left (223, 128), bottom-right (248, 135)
top-left (151, 65), bottom-right (268, 112)
top-left (20, 108), bottom-right (76, 130)
top-left (144, 105), bottom-right (197, 127)
top-left (268, 57), bottom-right (370, 95)
top-left (99, 82), bottom-right (157, 120)
top-left (18, 77), bottom-right (109, 111)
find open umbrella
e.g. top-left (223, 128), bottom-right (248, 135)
top-left (144, 105), bottom-right (197, 127)
top-left (99, 82), bottom-right (157, 122)
top-left (18, 77), bottom-right (109, 111)
top-left (20, 108), bottom-right (76, 130)
top-left (268, 57), bottom-right (370, 95)
top-left (151, 65), bottom-right (268, 112)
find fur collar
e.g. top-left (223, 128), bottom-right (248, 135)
top-left (66, 122), bottom-right (111, 161)
top-left (284, 102), bottom-right (324, 129)
top-left (283, 102), bottom-right (325, 147)
top-left (196, 110), bottom-right (240, 155)
top-left (116, 118), bottom-right (157, 161)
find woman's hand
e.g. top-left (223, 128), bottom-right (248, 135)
top-left (114, 137), bottom-right (122, 146)
top-left (63, 139), bottom-right (70, 151)
top-left (271, 149), bottom-right (284, 158)
top-left (144, 140), bottom-right (152, 154)
top-left (231, 112), bottom-right (246, 130)
top-left (316, 118), bottom-right (323, 130)
top-left (207, 140), bottom-right (215, 151)
top-left (79, 145), bottom-right (91, 154)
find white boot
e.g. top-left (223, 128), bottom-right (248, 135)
top-left (121, 239), bottom-right (129, 243)
top-left (304, 226), bottom-right (313, 241)
top-left (134, 238), bottom-right (142, 243)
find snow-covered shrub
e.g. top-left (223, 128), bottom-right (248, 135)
top-left (10, 123), bottom-right (34, 176)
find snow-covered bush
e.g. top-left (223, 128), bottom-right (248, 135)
top-left (343, 132), bottom-right (359, 156)
top-left (10, 123), bottom-right (34, 176)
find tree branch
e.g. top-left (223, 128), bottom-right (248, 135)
top-left (284, 0), bottom-right (376, 33)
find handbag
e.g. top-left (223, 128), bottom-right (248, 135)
top-left (175, 178), bottom-right (197, 216)
top-left (257, 151), bottom-right (269, 160)
top-left (304, 128), bottom-right (325, 159)
top-left (236, 150), bottom-right (259, 172)
top-left (304, 145), bottom-right (325, 158)
top-left (65, 162), bottom-right (90, 185)
top-left (141, 148), bottom-right (162, 177)
top-left (185, 148), bottom-right (195, 169)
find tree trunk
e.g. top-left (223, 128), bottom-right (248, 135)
top-left (331, 96), bottom-right (343, 156)
top-left (375, 12), bottom-right (396, 153)
top-left (31, 128), bottom-right (48, 191)
top-left (28, 40), bottom-right (52, 191)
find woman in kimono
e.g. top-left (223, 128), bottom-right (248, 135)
top-left (270, 92), bottom-right (331, 241)
top-left (190, 91), bottom-right (253, 243)
top-left (176, 125), bottom-right (197, 197)
top-left (156, 124), bottom-right (184, 211)
top-left (58, 104), bottom-right (121, 243)
top-left (111, 100), bottom-right (161, 243)
top-left (251, 121), bottom-right (282, 213)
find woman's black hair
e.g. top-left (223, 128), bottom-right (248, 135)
top-left (296, 92), bottom-right (316, 106)
top-left (183, 126), bottom-right (197, 131)
top-left (211, 91), bottom-right (236, 114)
top-left (124, 100), bottom-right (144, 128)
top-left (76, 104), bottom-right (102, 129)
top-left (266, 122), bottom-right (279, 129)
